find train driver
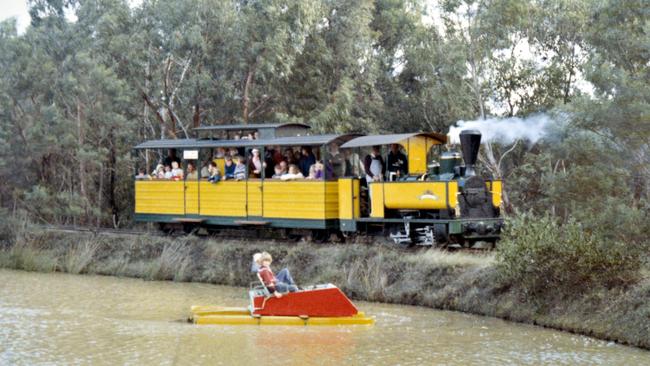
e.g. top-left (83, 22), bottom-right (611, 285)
top-left (363, 146), bottom-right (385, 183)
top-left (387, 144), bottom-right (408, 180)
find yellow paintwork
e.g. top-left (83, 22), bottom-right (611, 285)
top-left (369, 183), bottom-right (385, 218)
top-left (262, 181), bottom-right (339, 220)
top-left (199, 180), bottom-right (247, 217)
top-left (191, 306), bottom-right (250, 317)
top-left (138, 179), bottom-right (342, 220)
top-left (185, 181), bottom-right (199, 214)
top-left (214, 158), bottom-right (225, 176)
top-left (338, 178), bottom-right (360, 219)
top-left (384, 181), bottom-right (457, 210)
top-left (369, 181), bottom-right (459, 215)
top-left (191, 307), bottom-right (375, 326)
top-left (398, 135), bottom-right (442, 175)
top-left (248, 179), bottom-right (263, 216)
top-left (190, 305), bottom-right (367, 318)
top-left (135, 181), bottom-right (185, 215)
top-left (488, 180), bottom-right (503, 207)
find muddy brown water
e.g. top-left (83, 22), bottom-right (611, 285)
top-left (1, 269), bottom-right (648, 365)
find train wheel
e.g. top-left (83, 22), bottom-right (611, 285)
top-left (311, 229), bottom-right (329, 244)
top-left (388, 224), bottom-right (413, 248)
top-left (182, 223), bottom-right (197, 235)
top-left (158, 223), bottom-right (172, 234)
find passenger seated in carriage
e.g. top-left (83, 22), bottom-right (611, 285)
top-left (307, 161), bottom-right (324, 180)
top-left (135, 168), bottom-right (150, 180)
top-left (233, 156), bottom-right (247, 180)
top-left (171, 161), bottom-right (184, 180)
top-left (271, 164), bottom-right (284, 179)
top-left (163, 165), bottom-right (173, 179)
top-left (206, 161), bottom-right (221, 183)
top-left (280, 164), bottom-right (304, 181)
top-left (186, 162), bottom-right (198, 180)
top-left (152, 164), bottom-right (165, 179)
top-left (252, 252), bottom-right (298, 298)
top-left (223, 155), bottom-right (236, 179)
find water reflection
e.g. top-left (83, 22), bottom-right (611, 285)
top-left (0, 269), bottom-right (648, 365)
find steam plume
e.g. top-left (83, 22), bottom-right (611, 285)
top-left (448, 114), bottom-right (561, 145)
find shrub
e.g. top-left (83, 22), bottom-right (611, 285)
top-left (146, 240), bottom-right (192, 281)
top-left (497, 213), bottom-right (640, 296)
top-left (62, 240), bottom-right (100, 274)
top-left (0, 243), bottom-right (58, 272)
top-left (0, 208), bottom-right (18, 247)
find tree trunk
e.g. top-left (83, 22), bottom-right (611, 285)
top-left (108, 129), bottom-right (118, 228)
top-left (242, 66), bottom-right (255, 124)
top-left (76, 99), bottom-right (87, 209)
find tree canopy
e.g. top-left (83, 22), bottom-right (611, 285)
top-left (0, 0), bottom-right (647, 230)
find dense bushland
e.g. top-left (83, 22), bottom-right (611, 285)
top-left (497, 214), bottom-right (642, 296)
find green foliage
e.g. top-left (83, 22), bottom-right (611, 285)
top-left (497, 213), bottom-right (641, 296)
top-left (0, 0), bottom-right (647, 235)
top-left (0, 243), bottom-right (58, 272)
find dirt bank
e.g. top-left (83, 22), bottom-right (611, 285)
top-left (1, 228), bottom-right (649, 350)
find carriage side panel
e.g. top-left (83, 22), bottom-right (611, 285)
top-left (199, 181), bottom-right (247, 217)
top-left (135, 181), bottom-right (184, 215)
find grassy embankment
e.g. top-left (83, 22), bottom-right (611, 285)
top-left (0, 225), bottom-right (648, 350)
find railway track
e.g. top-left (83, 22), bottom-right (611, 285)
top-left (36, 225), bottom-right (164, 237)
top-left (35, 224), bottom-right (492, 251)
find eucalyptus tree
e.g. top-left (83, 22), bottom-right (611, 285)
top-left (577, 0), bottom-right (650, 202)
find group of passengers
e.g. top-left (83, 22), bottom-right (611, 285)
top-left (136, 143), bottom-right (408, 182)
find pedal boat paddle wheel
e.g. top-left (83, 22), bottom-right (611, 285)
top-left (190, 284), bottom-right (374, 326)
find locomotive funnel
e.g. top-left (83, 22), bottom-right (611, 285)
top-left (459, 130), bottom-right (481, 176)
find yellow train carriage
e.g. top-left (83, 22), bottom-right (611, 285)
top-left (133, 134), bottom-right (358, 230)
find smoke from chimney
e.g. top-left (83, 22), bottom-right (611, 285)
top-left (448, 113), bottom-right (563, 145)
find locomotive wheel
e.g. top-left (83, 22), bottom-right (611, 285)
top-left (389, 224), bottom-right (413, 248)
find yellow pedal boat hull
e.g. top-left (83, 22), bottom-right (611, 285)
top-left (190, 306), bottom-right (374, 326)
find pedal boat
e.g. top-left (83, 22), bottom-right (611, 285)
top-left (190, 284), bottom-right (374, 326)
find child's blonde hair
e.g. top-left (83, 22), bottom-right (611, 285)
top-left (253, 252), bottom-right (262, 264)
top-left (259, 252), bottom-right (272, 263)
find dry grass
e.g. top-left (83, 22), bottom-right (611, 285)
top-left (62, 240), bottom-right (100, 274)
top-left (0, 243), bottom-right (58, 272)
top-left (407, 249), bottom-right (495, 268)
top-left (145, 241), bottom-right (192, 281)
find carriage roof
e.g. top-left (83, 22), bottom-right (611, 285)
top-left (133, 133), bottom-right (361, 150)
top-left (193, 122), bottom-right (311, 131)
top-left (340, 132), bottom-right (447, 148)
